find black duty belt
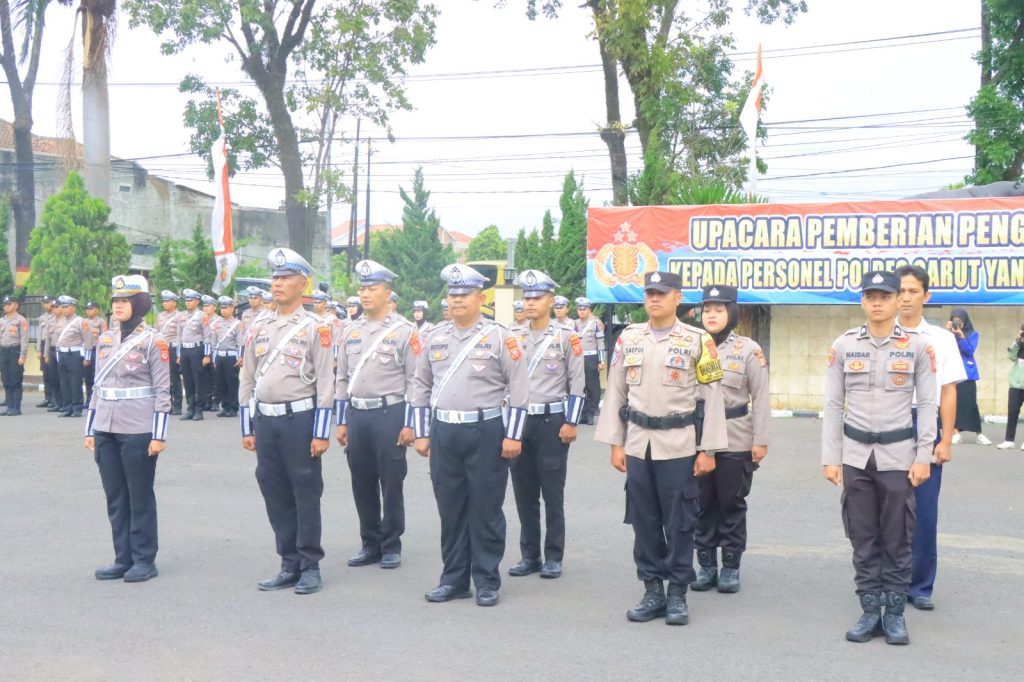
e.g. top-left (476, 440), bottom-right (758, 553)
top-left (725, 404), bottom-right (749, 420)
top-left (619, 406), bottom-right (695, 430)
top-left (843, 423), bottom-right (914, 445)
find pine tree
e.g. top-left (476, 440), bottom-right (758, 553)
top-left (150, 238), bottom-right (182, 295)
top-left (0, 199), bottom-right (14, 298)
top-left (26, 172), bottom-right (131, 304)
top-left (176, 218), bottom-right (218, 295)
top-left (371, 167), bottom-right (455, 318)
top-left (552, 170), bottom-right (588, 302)
top-left (539, 209), bottom-right (555, 272)
top-left (513, 226), bottom-right (530, 271)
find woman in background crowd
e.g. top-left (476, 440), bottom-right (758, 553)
top-left (996, 324), bottom-right (1024, 450)
top-left (947, 309), bottom-right (991, 445)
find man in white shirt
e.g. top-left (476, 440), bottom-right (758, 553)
top-left (895, 265), bottom-right (967, 611)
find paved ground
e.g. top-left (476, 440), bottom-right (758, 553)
top-left (1, 403), bottom-right (1021, 680)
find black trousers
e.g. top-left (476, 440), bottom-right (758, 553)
top-left (168, 346), bottom-right (183, 411)
top-left (429, 418), bottom-right (508, 591)
top-left (1, 346), bottom-right (24, 409)
top-left (178, 346), bottom-right (206, 413)
top-left (346, 405), bottom-right (408, 555)
top-left (625, 448), bottom-right (699, 588)
top-left (254, 409), bottom-right (324, 572)
top-left (510, 413), bottom-right (569, 563)
top-left (841, 455), bottom-right (916, 595)
top-left (583, 354), bottom-right (602, 420)
top-left (83, 354), bottom-right (96, 404)
top-left (57, 350), bottom-right (84, 412)
top-left (695, 451), bottom-right (757, 567)
top-left (1005, 388), bottom-right (1024, 442)
top-left (94, 431), bottom-right (158, 566)
top-left (45, 347), bottom-right (62, 406)
top-left (204, 363), bottom-right (217, 409)
top-left (214, 356), bottom-right (240, 412)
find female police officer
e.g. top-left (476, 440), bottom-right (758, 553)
top-left (690, 285), bottom-right (771, 594)
top-left (84, 275), bottom-right (171, 583)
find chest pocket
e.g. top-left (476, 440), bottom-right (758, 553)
top-left (885, 359), bottom-right (913, 391)
top-left (721, 369), bottom-right (745, 389)
top-left (282, 345), bottom-right (306, 370)
top-left (843, 361), bottom-right (871, 391)
top-left (662, 351), bottom-right (694, 387)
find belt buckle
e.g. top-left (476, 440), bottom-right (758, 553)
top-left (869, 431), bottom-right (882, 443)
top-left (648, 415), bottom-right (661, 429)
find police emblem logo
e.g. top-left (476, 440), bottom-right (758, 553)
top-left (872, 273), bottom-right (884, 284)
top-left (274, 250), bottom-right (286, 267)
top-left (710, 287), bottom-right (719, 297)
top-left (114, 276), bottom-right (126, 289)
top-left (827, 348), bottom-right (837, 367)
top-left (450, 266), bottom-right (462, 281)
top-left (849, 360), bottom-right (865, 371)
top-left (650, 272), bottom-right (661, 283)
top-left (525, 271), bottom-right (537, 286)
top-left (627, 367), bottom-right (639, 382)
top-left (892, 374), bottom-right (908, 386)
top-left (359, 261), bottom-right (371, 276)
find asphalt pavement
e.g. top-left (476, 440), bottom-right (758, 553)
top-left (1, 404), bottom-right (1021, 680)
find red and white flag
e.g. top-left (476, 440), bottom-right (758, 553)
top-left (739, 44), bottom-right (764, 196)
top-left (211, 91), bottom-right (237, 295)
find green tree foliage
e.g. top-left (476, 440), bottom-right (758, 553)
top-left (329, 253), bottom-right (356, 299)
top-left (150, 238), bottom-right (180, 295)
top-left (371, 168), bottom-right (455, 315)
top-left (175, 218), bottom-right (218, 295)
top-left (523, 0), bottom-right (804, 201)
top-left (968, 1), bottom-right (1024, 184)
top-left (26, 172), bottom-right (130, 303)
top-left (0, 198), bottom-right (14, 297)
top-left (551, 170), bottom-right (588, 301)
top-left (539, 210), bottom-right (556, 271)
top-left (125, 0), bottom-right (438, 262)
top-left (466, 225), bottom-right (507, 262)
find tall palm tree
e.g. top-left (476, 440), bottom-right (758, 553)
top-left (58, 0), bottom-right (114, 202)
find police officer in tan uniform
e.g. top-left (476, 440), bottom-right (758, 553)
top-left (507, 270), bottom-right (585, 580)
top-left (595, 270), bottom-right (728, 626)
top-left (54, 296), bottom-right (95, 418)
top-left (823, 270), bottom-right (937, 646)
top-left (240, 248), bottom-right (335, 595)
top-left (83, 301), bottom-right (108, 405)
top-left (574, 297), bottom-right (605, 425)
top-left (553, 295), bottom-right (573, 329)
top-left (1, 295), bottom-right (29, 416)
top-left (512, 300), bottom-right (526, 327)
top-left (335, 260), bottom-right (418, 570)
top-left (691, 285), bottom-right (771, 594)
top-left (84, 275), bottom-right (171, 583)
top-left (439, 299), bottom-right (450, 322)
top-left (36, 296), bottom-right (58, 408)
top-left (209, 296), bottom-right (243, 417)
top-left (411, 264), bottom-right (529, 607)
top-left (176, 289), bottom-right (208, 421)
top-left (45, 298), bottom-right (67, 411)
top-left (200, 295), bottom-right (219, 411)
top-left (241, 286), bottom-right (265, 327)
top-left (156, 291), bottom-right (185, 415)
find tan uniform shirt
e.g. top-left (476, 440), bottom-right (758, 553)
top-left (156, 310), bottom-right (185, 346)
top-left (716, 332), bottom-right (771, 452)
top-left (238, 308), bottom-right (336, 437)
top-left (509, 320), bottom-right (586, 421)
top-left (334, 314), bottom-right (418, 425)
top-left (84, 317), bottom-right (107, 362)
top-left (575, 316), bottom-right (606, 362)
top-left (54, 315), bottom-right (95, 353)
top-left (176, 309), bottom-right (208, 349)
top-left (241, 306), bottom-right (263, 328)
top-left (208, 316), bottom-right (245, 357)
top-left (596, 320), bottom-right (728, 460)
top-left (1, 313), bottom-right (30, 359)
top-left (48, 313), bottom-right (65, 349)
top-left (410, 316), bottom-right (529, 439)
top-left (86, 324), bottom-right (172, 439)
top-left (37, 312), bottom-right (53, 353)
top-left (822, 323), bottom-right (937, 470)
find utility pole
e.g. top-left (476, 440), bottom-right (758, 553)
top-left (347, 119), bottom-right (361, 274)
top-left (363, 138), bottom-right (372, 261)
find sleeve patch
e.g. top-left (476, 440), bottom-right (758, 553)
top-left (754, 348), bottom-right (767, 368)
top-left (926, 344), bottom-right (936, 373)
top-left (410, 331), bottom-right (422, 356)
top-left (318, 325), bottom-right (332, 348)
top-left (611, 337), bottom-right (622, 366)
top-left (569, 334), bottom-right (583, 357)
top-left (827, 348), bottom-right (836, 368)
top-left (156, 339), bottom-right (170, 363)
top-left (504, 335), bottom-right (522, 361)
top-left (696, 333), bottom-right (724, 384)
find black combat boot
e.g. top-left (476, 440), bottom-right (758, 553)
top-left (626, 579), bottom-right (667, 622)
top-left (845, 592), bottom-right (884, 643)
top-left (665, 583), bottom-right (689, 626)
top-left (717, 550), bottom-right (741, 593)
top-left (882, 592), bottom-right (910, 645)
top-left (690, 548), bottom-right (718, 591)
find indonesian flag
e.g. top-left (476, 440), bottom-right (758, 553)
top-left (210, 110), bottom-right (237, 295)
top-left (739, 44), bottom-right (764, 195)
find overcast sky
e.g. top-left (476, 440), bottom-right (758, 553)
top-left (1, 0), bottom-right (981, 241)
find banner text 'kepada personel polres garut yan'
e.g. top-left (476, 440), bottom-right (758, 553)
top-left (586, 198), bottom-right (1024, 305)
